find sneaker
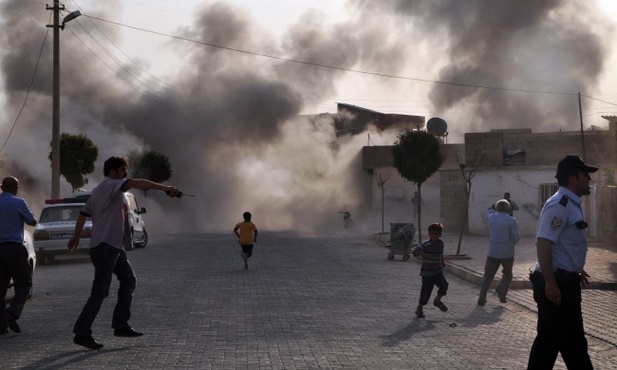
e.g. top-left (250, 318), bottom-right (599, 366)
top-left (73, 335), bottom-right (104, 350)
top-left (497, 293), bottom-right (507, 303)
top-left (415, 308), bottom-right (425, 318)
top-left (477, 299), bottom-right (487, 306)
top-left (433, 301), bottom-right (448, 312)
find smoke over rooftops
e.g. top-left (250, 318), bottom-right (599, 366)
top-left (0, 0), bottom-right (613, 233)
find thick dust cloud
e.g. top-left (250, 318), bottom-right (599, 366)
top-left (0, 1), bottom-right (612, 234)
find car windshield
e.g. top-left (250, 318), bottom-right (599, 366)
top-left (40, 206), bottom-right (83, 223)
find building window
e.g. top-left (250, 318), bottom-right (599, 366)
top-left (539, 184), bottom-right (558, 208)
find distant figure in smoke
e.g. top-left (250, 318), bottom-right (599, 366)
top-left (412, 223), bottom-right (448, 319)
top-left (478, 199), bottom-right (520, 306)
top-left (502, 192), bottom-right (519, 216)
top-left (234, 212), bottom-right (258, 270)
top-left (0, 176), bottom-right (37, 335)
top-left (411, 191), bottom-right (425, 224)
top-left (68, 156), bottom-right (181, 350)
top-left (339, 211), bottom-right (354, 229)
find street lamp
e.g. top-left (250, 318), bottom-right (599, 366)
top-left (46, 2), bottom-right (81, 198)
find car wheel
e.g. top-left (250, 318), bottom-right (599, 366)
top-left (136, 229), bottom-right (148, 248)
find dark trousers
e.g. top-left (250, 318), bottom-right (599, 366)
top-left (0, 243), bottom-right (31, 330)
top-left (73, 244), bottom-right (136, 337)
top-left (527, 271), bottom-right (593, 370)
top-left (418, 272), bottom-right (448, 305)
top-left (241, 244), bottom-right (254, 258)
top-left (478, 256), bottom-right (514, 300)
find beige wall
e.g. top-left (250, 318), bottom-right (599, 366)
top-left (362, 128), bottom-right (617, 247)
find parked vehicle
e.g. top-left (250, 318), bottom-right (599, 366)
top-left (123, 191), bottom-right (147, 250)
top-left (32, 202), bottom-right (91, 264)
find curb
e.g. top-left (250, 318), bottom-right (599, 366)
top-left (444, 262), bottom-right (617, 291)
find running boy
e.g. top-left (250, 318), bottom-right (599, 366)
top-left (233, 212), bottom-right (258, 270)
top-left (412, 223), bottom-right (449, 318)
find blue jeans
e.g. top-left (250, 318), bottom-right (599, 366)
top-left (73, 244), bottom-right (136, 337)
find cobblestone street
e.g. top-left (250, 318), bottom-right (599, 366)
top-left (2, 232), bottom-right (616, 369)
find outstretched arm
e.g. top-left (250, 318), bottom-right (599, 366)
top-left (124, 178), bottom-right (179, 197)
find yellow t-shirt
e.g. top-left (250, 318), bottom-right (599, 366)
top-left (235, 221), bottom-right (257, 245)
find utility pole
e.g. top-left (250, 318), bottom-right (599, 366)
top-left (46, 2), bottom-right (81, 198)
top-left (578, 92), bottom-right (586, 161)
top-left (47, 0), bottom-right (63, 199)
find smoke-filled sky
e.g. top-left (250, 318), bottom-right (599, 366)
top-left (1, 0), bottom-right (616, 234)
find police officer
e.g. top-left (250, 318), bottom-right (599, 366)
top-left (527, 155), bottom-right (597, 370)
top-left (0, 176), bottom-right (37, 335)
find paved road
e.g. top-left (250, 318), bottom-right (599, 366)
top-left (2, 232), bottom-right (616, 369)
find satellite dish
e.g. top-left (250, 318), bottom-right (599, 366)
top-left (427, 117), bottom-right (448, 136)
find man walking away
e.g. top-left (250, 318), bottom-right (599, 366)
top-left (0, 177), bottom-right (37, 335)
top-left (478, 199), bottom-right (520, 306)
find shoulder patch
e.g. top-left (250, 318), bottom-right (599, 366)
top-left (559, 195), bottom-right (569, 207)
top-left (550, 217), bottom-right (563, 231)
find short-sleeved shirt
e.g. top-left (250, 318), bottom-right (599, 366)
top-left (413, 239), bottom-right (444, 276)
top-left (0, 192), bottom-right (36, 244)
top-left (534, 186), bottom-right (588, 273)
top-left (486, 209), bottom-right (520, 259)
top-left (81, 177), bottom-right (127, 250)
top-left (235, 221), bottom-right (257, 245)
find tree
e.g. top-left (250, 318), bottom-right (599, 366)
top-left (130, 151), bottom-right (172, 196)
top-left (454, 150), bottom-right (486, 255)
top-left (375, 172), bottom-right (390, 233)
top-left (49, 133), bottom-right (98, 193)
top-left (392, 130), bottom-right (445, 243)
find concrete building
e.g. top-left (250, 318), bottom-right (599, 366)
top-left (362, 118), bottom-right (617, 246)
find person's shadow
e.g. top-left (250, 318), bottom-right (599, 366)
top-left (380, 319), bottom-right (437, 347)
top-left (380, 305), bottom-right (505, 347)
top-left (458, 305), bottom-right (506, 328)
top-left (18, 347), bottom-right (128, 370)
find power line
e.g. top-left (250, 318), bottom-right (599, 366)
top-left (0, 14), bottom-right (51, 154)
top-left (65, 25), bottom-right (172, 102)
top-left (85, 14), bottom-right (590, 98)
top-left (581, 94), bottom-right (617, 108)
top-left (68, 0), bottom-right (179, 91)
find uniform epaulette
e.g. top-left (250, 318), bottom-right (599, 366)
top-left (559, 195), bottom-right (569, 206)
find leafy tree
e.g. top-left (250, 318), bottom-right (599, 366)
top-left (49, 133), bottom-right (98, 193)
top-left (392, 130), bottom-right (445, 243)
top-left (130, 151), bottom-right (172, 196)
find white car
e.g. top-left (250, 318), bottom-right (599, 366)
top-left (123, 191), bottom-right (148, 250)
top-left (8, 231), bottom-right (36, 298)
top-left (32, 202), bottom-right (91, 264)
